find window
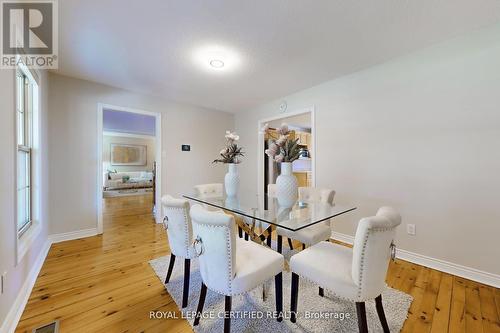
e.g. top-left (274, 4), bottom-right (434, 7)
top-left (16, 70), bottom-right (36, 237)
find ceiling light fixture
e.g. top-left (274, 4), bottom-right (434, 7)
top-left (192, 45), bottom-right (242, 73)
top-left (209, 59), bottom-right (225, 68)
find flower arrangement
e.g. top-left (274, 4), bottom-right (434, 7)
top-left (213, 131), bottom-right (245, 164)
top-left (261, 123), bottom-right (301, 163)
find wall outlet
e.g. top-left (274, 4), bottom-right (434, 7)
top-left (407, 224), bottom-right (416, 236)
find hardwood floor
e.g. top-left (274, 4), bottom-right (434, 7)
top-left (15, 194), bottom-right (192, 333)
top-left (15, 194), bottom-right (500, 332)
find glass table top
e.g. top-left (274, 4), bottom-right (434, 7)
top-left (183, 191), bottom-right (357, 232)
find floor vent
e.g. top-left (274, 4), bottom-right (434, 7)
top-left (32, 321), bottom-right (59, 333)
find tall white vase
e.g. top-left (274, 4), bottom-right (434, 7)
top-left (224, 163), bottom-right (240, 197)
top-left (276, 162), bottom-right (298, 208)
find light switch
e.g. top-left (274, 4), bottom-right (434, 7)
top-left (407, 224), bottom-right (416, 236)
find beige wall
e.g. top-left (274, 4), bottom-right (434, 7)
top-left (103, 134), bottom-right (156, 173)
top-left (0, 69), bottom-right (50, 327)
top-left (235, 24), bottom-right (500, 275)
top-left (48, 73), bottom-right (234, 234)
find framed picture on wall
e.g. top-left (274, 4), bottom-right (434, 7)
top-left (111, 144), bottom-right (147, 166)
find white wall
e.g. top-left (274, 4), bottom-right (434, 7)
top-left (103, 134), bottom-right (156, 173)
top-left (235, 24), bottom-right (500, 275)
top-left (48, 73), bottom-right (234, 234)
top-left (0, 69), bottom-right (50, 328)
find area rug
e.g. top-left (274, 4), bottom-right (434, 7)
top-left (149, 245), bottom-right (412, 333)
top-left (103, 188), bottom-right (153, 197)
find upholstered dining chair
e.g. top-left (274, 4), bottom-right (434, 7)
top-left (193, 183), bottom-right (227, 216)
top-left (289, 207), bottom-right (402, 333)
top-left (161, 195), bottom-right (195, 308)
top-left (272, 185), bottom-right (335, 253)
top-left (190, 204), bottom-right (284, 333)
top-left (193, 183), bottom-right (223, 198)
top-left (194, 183), bottom-right (250, 240)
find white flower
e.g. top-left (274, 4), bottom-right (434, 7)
top-left (266, 142), bottom-right (279, 157)
top-left (225, 131), bottom-right (239, 141)
top-left (275, 154), bottom-right (284, 163)
top-left (276, 135), bottom-right (287, 146)
top-left (278, 123), bottom-right (289, 135)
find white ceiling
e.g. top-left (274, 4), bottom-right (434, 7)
top-left (55, 0), bottom-right (500, 113)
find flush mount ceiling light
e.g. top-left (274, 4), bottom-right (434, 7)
top-left (209, 59), bottom-right (225, 68)
top-left (193, 45), bottom-right (241, 73)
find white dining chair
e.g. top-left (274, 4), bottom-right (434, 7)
top-left (272, 185), bottom-right (335, 253)
top-left (161, 195), bottom-right (195, 308)
top-left (194, 183), bottom-right (223, 198)
top-left (298, 187), bottom-right (336, 206)
top-left (289, 207), bottom-right (402, 333)
top-left (193, 183), bottom-right (227, 216)
top-left (190, 204), bottom-right (284, 333)
top-left (193, 183), bottom-right (256, 242)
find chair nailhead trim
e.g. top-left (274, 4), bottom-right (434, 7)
top-left (195, 222), bottom-right (233, 294)
top-left (225, 227), bottom-right (233, 293)
top-left (166, 206), bottom-right (192, 258)
top-left (183, 207), bottom-right (190, 258)
top-left (356, 226), bottom-right (396, 299)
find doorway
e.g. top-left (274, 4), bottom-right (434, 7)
top-left (97, 104), bottom-right (162, 234)
top-left (257, 107), bottom-right (315, 202)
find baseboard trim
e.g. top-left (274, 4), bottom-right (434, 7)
top-left (1, 239), bottom-right (51, 333)
top-left (396, 249), bottom-right (500, 288)
top-left (331, 231), bottom-right (356, 246)
top-left (49, 228), bottom-right (98, 244)
top-left (331, 232), bottom-right (500, 288)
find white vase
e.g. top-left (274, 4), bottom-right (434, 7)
top-left (276, 162), bottom-right (298, 208)
top-left (224, 163), bottom-right (240, 197)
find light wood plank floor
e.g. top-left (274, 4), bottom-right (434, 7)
top-left (15, 194), bottom-right (500, 332)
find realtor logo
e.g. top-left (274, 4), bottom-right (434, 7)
top-left (1, 0), bottom-right (58, 68)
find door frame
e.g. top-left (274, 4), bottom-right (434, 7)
top-left (256, 106), bottom-right (316, 200)
top-left (96, 103), bottom-right (162, 234)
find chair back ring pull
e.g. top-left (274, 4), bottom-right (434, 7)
top-left (390, 241), bottom-right (397, 261)
top-left (193, 236), bottom-right (204, 256)
top-left (163, 216), bottom-right (169, 229)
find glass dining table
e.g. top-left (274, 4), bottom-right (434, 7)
top-left (183, 190), bottom-right (357, 247)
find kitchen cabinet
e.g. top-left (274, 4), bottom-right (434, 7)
top-left (296, 131), bottom-right (311, 146)
top-left (293, 172), bottom-right (308, 187)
